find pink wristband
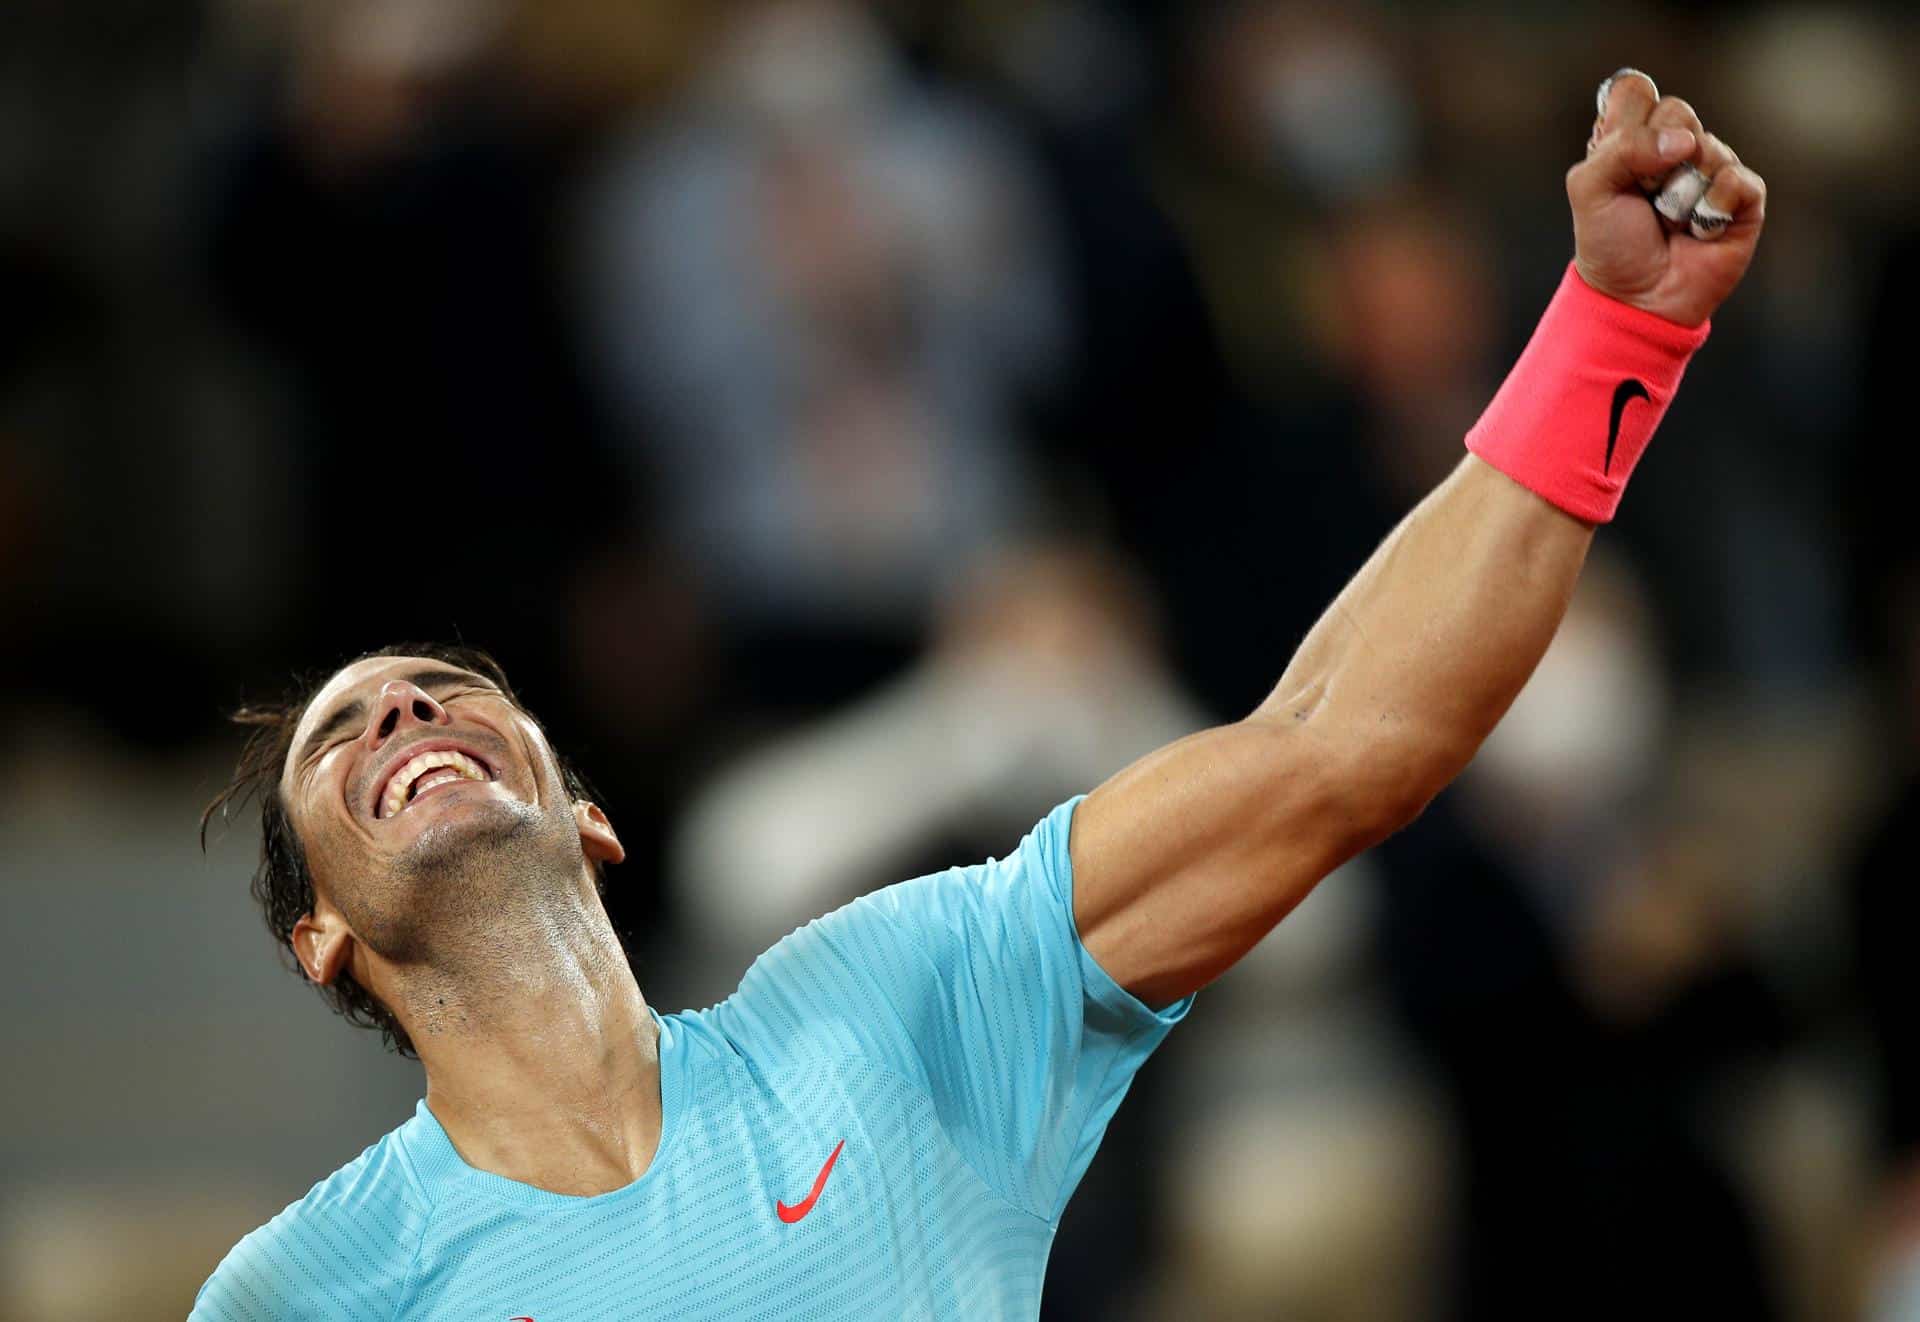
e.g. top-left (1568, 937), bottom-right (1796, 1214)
top-left (1466, 262), bottom-right (1709, 524)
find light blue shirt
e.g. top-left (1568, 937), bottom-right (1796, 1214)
top-left (192, 797), bottom-right (1189, 1320)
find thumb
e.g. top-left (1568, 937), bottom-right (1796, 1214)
top-left (1571, 123), bottom-right (1695, 206)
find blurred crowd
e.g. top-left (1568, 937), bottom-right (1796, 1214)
top-left (4, 1), bottom-right (1920, 1318)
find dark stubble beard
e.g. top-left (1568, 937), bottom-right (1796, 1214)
top-left (351, 796), bottom-right (583, 970)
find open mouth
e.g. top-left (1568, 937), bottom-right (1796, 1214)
top-left (376, 746), bottom-right (496, 820)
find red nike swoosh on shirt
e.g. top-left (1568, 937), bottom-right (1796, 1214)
top-left (775, 1139), bottom-right (846, 1224)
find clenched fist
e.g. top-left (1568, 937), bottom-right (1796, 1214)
top-left (1569, 70), bottom-right (1767, 328)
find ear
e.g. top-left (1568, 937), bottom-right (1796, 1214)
top-left (574, 800), bottom-right (626, 865)
top-left (291, 905), bottom-right (355, 986)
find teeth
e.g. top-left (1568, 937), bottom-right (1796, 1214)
top-left (379, 749), bottom-right (489, 818)
top-left (414, 771), bottom-right (463, 797)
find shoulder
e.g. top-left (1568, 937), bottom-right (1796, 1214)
top-left (192, 1127), bottom-right (432, 1321)
top-left (850, 795), bottom-right (1082, 954)
top-left (695, 799), bottom-right (1085, 1069)
top-left (795, 796), bottom-right (1081, 954)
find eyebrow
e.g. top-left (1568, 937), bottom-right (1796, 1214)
top-left (294, 668), bottom-right (497, 771)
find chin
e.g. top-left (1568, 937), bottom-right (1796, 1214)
top-left (400, 797), bottom-right (547, 877)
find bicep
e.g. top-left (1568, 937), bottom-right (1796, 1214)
top-left (1072, 462), bottom-right (1594, 1006)
top-left (1070, 717), bottom-right (1390, 1006)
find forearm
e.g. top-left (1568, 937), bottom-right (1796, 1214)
top-left (1249, 455), bottom-right (1594, 829)
top-left (1074, 68), bottom-right (1763, 1004)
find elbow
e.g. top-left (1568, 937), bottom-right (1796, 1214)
top-left (1336, 772), bottom-right (1429, 854)
top-left (1368, 769), bottom-right (1443, 842)
top-left (1237, 707), bottom-right (1477, 868)
top-left (1332, 726), bottom-right (1474, 849)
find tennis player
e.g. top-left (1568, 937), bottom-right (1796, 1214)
top-left (192, 70), bottom-right (1763, 1319)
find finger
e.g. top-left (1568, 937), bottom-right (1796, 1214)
top-left (1650, 126), bottom-right (1734, 229)
top-left (1690, 160), bottom-right (1765, 241)
top-left (1639, 96), bottom-right (1707, 193)
top-left (1645, 95), bottom-right (1706, 142)
top-left (1571, 119), bottom-right (1695, 205)
top-left (1637, 99), bottom-right (1710, 218)
top-left (1692, 130), bottom-right (1739, 177)
top-left (1677, 132), bottom-right (1738, 236)
top-left (1596, 68), bottom-right (1659, 132)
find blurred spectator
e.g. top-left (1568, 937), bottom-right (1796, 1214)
top-left (1327, 200), bottom-right (1499, 503)
top-left (576, 0), bottom-right (1069, 713)
top-left (1142, 855), bottom-right (1445, 1322)
top-left (668, 540), bottom-right (1203, 994)
top-left (1378, 555), bottom-right (1793, 1320)
top-left (1090, 4), bottom-right (1508, 721)
top-left (202, 0), bottom-right (611, 689)
top-left (1160, 3), bottom-right (1421, 402)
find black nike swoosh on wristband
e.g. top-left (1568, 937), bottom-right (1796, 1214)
top-left (1606, 378), bottom-right (1651, 475)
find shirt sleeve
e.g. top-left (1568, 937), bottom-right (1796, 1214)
top-left (705, 795), bottom-right (1191, 1221)
top-left (189, 1144), bottom-right (428, 1321)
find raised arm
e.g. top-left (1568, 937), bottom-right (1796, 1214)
top-left (1071, 71), bottom-right (1767, 1006)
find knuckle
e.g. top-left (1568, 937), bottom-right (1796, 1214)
top-left (1652, 95), bottom-right (1701, 127)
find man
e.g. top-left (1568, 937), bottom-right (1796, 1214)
top-left (193, 71), bottom-right (1764, 1319)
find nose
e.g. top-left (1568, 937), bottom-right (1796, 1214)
top-left (364, 681), bottom-right (450, 749)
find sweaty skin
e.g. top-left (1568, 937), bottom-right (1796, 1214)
top-left (1070, 73), bottom-right (1765, 1007)
top-left (283, 656), bottom-right (658, 1196)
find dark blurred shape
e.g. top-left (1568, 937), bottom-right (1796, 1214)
top-left (0, 241), bottom-right (70, 707)
top-left (1848, 221), bottom-right (1920, 1319)
top-left (201, 0), bottom-right (614, 691)
top-left (1378, 561), bottom-right (1791, 1321)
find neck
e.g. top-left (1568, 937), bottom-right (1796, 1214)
top-left (397, 878), bottom-right (663, 1197)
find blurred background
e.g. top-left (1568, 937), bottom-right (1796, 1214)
top-left (3, 0), bottom-right (1918, 1317)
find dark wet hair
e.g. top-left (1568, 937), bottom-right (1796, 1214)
top-left (200, 643), bottom-right (604, 1058)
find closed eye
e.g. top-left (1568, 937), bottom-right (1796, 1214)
top-left (294, 675), bottom-right (503, 780)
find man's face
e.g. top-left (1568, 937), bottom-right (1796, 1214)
top-left (280, 655), bottom-right (587, 964)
